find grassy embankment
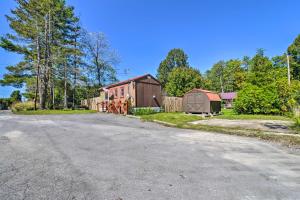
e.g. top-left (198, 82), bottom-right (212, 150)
top-left (139, 111), bottom-right (300, 147)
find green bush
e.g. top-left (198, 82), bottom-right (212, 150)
top-left (12, 101), bottom-right (35, 112)
top-left (295, 117), bottom-right (300, 127)
top-left (234, 84), bottom-right (281, 114)
top-left (132, 107), bottom-right (158, 115)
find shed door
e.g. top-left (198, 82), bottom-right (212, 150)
top-left (186, 93), bottom-right (205, 112)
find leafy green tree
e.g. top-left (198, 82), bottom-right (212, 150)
top-left (287, 34), bottom-right (300, 80)
top-left (10, 90), bottom-right (22, 103)
top-left (223, 59), bottom-right (245, 92)
top-left (157, 48), bottom-right (189, 87)
top-left (204, 59), bottom-right (245, 92)
top-left (165, 67), bottom-right (202, 97)
top-left (234, 49), bottom-right (299, 114)
top-left (246, 49), bottom-right (274, 86)
top-left (204, 61), bottom-right (225, 92)
top-left (0, 0), bottom-right (84, 109)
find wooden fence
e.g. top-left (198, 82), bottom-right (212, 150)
top-left (81, 97), bottom-right (103, 111)
top-left (163, 96), bottom-right (183, 112)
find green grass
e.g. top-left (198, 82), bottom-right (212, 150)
top-left (140, 112), bottom-right (202, 125)
top-left (215, 109), bottom-right (292, 121)
top-left (291, 117), bottom-right (300, 132)
top-left (139, 112), bottom-right (300, 147)
top-left (14, 109), bottom-right (97, 115)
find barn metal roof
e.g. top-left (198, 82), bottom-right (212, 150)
top-left (103, 74), bottom-right (160, 89)
top-left (189, 88), bottom-right (221, 101)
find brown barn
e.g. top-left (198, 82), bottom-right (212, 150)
top-left (103, 74), bottom-right (162, 108)
top-left (183, 89), bottom-right (221, 114)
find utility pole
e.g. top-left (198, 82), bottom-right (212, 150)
top-left (287, 54), bottom-right (291, 86)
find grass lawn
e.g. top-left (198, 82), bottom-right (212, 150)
top-left (140, 112), bottom-right (202, 125)
top-left (215, 109), bottom-right (292, 121)
top-left (14, 109), bottom-right (97, 115)
top-left (139, 112), bottom-right (300, 147)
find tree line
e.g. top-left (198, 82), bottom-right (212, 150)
top-left (156, 35), bottom-right (300, 114)
top-left (0, 0), bottom-right (119, 110)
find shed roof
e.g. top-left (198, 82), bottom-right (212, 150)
top-left (188, 88), bottom-right (221, 101)
top-left (104, 74), bottom-right (159, 89)
top-left (220, 92), bottom-right (237, 100)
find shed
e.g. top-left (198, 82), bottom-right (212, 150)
top-left (183, 89), bottom-right (221, 114)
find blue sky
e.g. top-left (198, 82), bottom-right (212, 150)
top-left (0, 0), bottom-right (300, 97)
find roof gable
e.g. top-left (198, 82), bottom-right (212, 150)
top-left (104, 74), bottom-right (160, 89)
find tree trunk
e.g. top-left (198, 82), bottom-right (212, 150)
top-left (34, 33), bottom-right (40, 110)
top-left (41, 14), bottom-right (49, 109)
top-left (48, 11), bottom-right (54, 109)
top-left (72, 37), bottom-right (77, 109)
top-left (64, 63), bottom-right (68, 109)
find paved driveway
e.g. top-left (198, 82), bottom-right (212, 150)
top-left (0, 111), bottom-right (300, 200)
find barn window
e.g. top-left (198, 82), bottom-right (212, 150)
top-left (120, 87), bottom-right (124, 97)
top-left (115, 88), bottom-right (118, 97)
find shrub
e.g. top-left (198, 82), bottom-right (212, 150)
top-left (132, 107), bottom-right (159, 115)
top-left (12, 101), bottom-right (35, 112)
top-left (234, 84), bottom-right (281, 114)
top-left (295, 117), bottom-right (300, 128)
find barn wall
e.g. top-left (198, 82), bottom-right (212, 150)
top-left (107, 82), bottom-right (136, 106)
top-left (183, 90), bottom-right (210, 113)
top-left (136, 77), bottom-right (161, 107)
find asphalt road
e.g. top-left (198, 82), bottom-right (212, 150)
top-left (0, 111), bottom-right (300, 200)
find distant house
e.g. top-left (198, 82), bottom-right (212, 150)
top-left (220, 92), bottom-right (237, 108)
top-left (102, 74), bottom-right (162, 108)
top-left (183, 89), bottom-right (221, 114)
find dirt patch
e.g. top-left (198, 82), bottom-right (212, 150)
top-left (190, 119), bottom-right (294, 133)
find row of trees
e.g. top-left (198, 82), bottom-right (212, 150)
top-left (157, 34), bottom-right (300, 114)
top-left (0, 0), bottom-right (118, 110)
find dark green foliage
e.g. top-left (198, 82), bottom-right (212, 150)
top-left (10, 90), bottom-right (22, 103)
top-left (295, 117), bottom-right (300, 127)
top-left (0, 98), bottom-right (12, 110)
top-left (223, 46), bottom-right (300, 115)
top-left (132, 107), bottom-right (158, 115)
top-left (157, 48), bottom-right (189, 87)
top-left (165, 67), bottom-right (202, 97)
top-left (288, 34), bottom-right (300, 80)
top-left (246, 49), bottom-right (274, 86)
top-left (205, 59), bottom-right (246, 92)
top-left (234, 84), bottom-right (281, 114)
